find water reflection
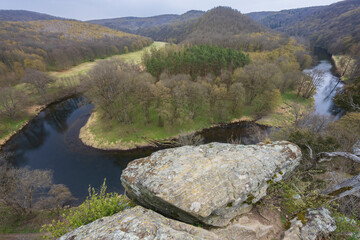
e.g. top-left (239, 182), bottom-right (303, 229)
top-left (304, 60), bottom-right (344, 117)
top-left (2, 96), bottom-right (154, 201)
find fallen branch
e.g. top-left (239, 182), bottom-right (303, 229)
top-left (317, 152), bottom-right (360, 164)
top-left (306, 144), bottom-right (313, 160)
top-left (323, 174), bottom-right (360, 200)
top-left (317, 139), bottom-right (360, 164)
top-left (317, 139), bottom-right (360, 199)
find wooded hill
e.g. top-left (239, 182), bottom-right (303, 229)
top-left (151, 7), bottom-right (292, 53)
top-left (247, 6), bottom-right (325, 29)
top-left (88, 10), bottom-right (204, 40)
top-left (248, 0), bottom-right (360, 54)
top-left (181, 7), bottom-right (280, 51)
top-left (91, 6), bottom-right (291, 53)
top-left (0, 20), bottom-right (152, 86)
top-left (0, 10), bottom-right (66, 21)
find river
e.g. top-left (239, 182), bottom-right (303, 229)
top-left (0, 54), bottom-right (343, 202)
top-left (304, 49), bottom-right (344, 117)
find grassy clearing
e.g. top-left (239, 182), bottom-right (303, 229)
top-left (82, 107), bottom-right (216, 149)
top-left (115, 41), bottom-right (167, 64)
top-left (0, 42), bottom-right (166, 145)
top-left (257, 91), bottom-right (313, 127)
top-left (82, 90), bottom-right (312, 149)
top-left (49, 42), bottom-right (166, 79)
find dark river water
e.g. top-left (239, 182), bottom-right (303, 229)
top-left (1, 97), bottom-right (268, 201)
top-left (0, 52), bottom-right (343, 202)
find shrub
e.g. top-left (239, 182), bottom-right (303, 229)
top-left (261, 173), bottom-right (360, 239)
top-left (41, 179), bottom-right (134, 239)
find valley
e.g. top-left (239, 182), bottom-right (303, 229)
top-left (0, 1), bottom-right (360, 239)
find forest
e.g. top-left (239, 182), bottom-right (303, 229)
top-left (0, 20), bottom-right (152, 87)
top-left (143, 45), bottom-right (250, 79)
top-left (88, 10), bottom-right (204, 36)
top-left (252, 0), bottom-right (360, 54)
top-left (0, 9), bottom-right (64, 21)
top-left (82, 13), bottom-right (314, 145)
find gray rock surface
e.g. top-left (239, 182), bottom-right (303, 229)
top-left (283, 208), bottom-right (336, 240)
top-left (211, 215), bottom-right (275, 240)
top-left (59, 206), bottom-right (220, 240)
top-left (121, 141), bottom-right (301, 226)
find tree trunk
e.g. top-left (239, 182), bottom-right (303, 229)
top-left (317, 139), bottom-right (360, 199)
top-left (317, 152), bottom-right (360, 164)
top-left (323, 174), bottom-right (360, 200)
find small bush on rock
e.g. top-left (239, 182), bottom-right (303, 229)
top-left (41, 179), bottom-right (135, 239)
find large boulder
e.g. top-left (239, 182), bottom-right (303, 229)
top-left (59, 206), bottom-right (220, 240)
top-left (121, 141), bottom-right (301, 227)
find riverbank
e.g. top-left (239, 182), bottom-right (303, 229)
top-left (331, 54), bottom-right (355, 82)
top-left (0, 42), bottom-right (166, 150)
top-left (0, 92), bottom-right (77, 151)
top-left (79, 111), bottom-right (258, 151)
top-left (79, 91), bottom-right (313, 151)
top-left (331, 55), bottom-right (343, 80)
top-left (0, 106), bottom-right (45, 151)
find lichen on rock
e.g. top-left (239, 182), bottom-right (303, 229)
top-left (59, 206), bottom-right (220, 240)
top-left (283, 207), bottom-right (336, 240)
top-left (121, 141), bottom-right (302, 227)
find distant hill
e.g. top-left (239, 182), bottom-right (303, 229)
top-left (246, 11), bottom-right (276, 22)
top-left (88, 10), bottom-right (204, 35)
top-left (183, 7), bottom-right (265, 45)
top-left (247, 6), bottom-right (325, 27)
top-left (0, 10), bottom-right (65, 21)
top-left (248, 0), bottom-right (360, 54)
top-left (0, 20), bottom-right (152, 86)
top-left (92, 6), bottom-right (279, 51)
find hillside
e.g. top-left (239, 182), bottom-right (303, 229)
top-left (97, 6), bottom-right (289, 51)
top-left (153, 7), bottom-right (292, 52)
top-left (246, 11), bottom-right (277, 22)
top-left (88, 10), bottom-right (204, 35)
top-left (0, 20), bottom-right (152, 86)
top-left (183, 7), bottom-right (265, 46)
top-left (247, 6), bottom-right (325, 28)
top-left (0, 10), bottom-right (65, 21)
top-left (89, 8), bottom-right (271, 46)
top-left (249, 0), bottom-right (360, 54)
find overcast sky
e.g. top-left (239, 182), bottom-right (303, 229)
top-left (0, 0), bottom-right (341, 21)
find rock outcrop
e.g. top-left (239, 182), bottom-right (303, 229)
top-left (283, 208), bottom-right (337, 240)
top-left (59, 206), bottom-right (220, 240)
top-left (59, 205), bottom-right (283, 240)
top-left (211, 215), bottom-right (275, 240)
top-left (121, 141), bottom-right (301, 227)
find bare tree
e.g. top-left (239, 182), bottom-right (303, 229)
top-left (0, 87), bottom-right (23, 119)
top-left (153, 81), bottom-right (171, 127)
top-left (302, 69), bottom-right (325, 99)
top-left (296, 73), bottom-right (310, 98)
top-left (338, 55), bottom-right (353, 77)
top-left (0, 165), bottom-right (74, 216)
top-left (229, 82), bottom-right (245, 115)
top-left (135, 73), bottom-right (156, 124)
top-left (21, 69), bottom-right (55, 102)
top-left (38, 184), bottom-right (75, 216)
